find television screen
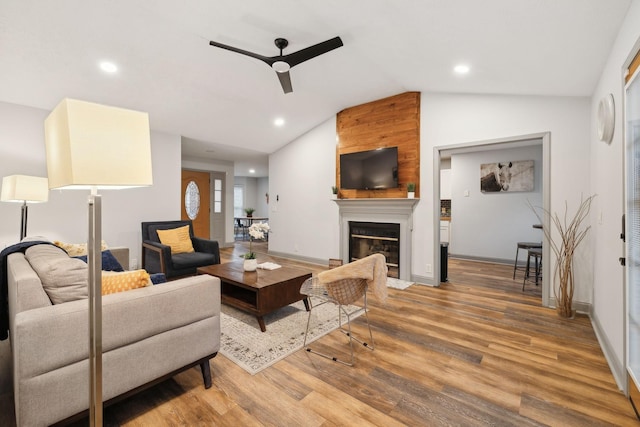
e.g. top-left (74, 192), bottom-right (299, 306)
top-left (340, 147), bottom-right (399, 190)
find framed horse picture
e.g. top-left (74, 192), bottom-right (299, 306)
top-left (480, 160), bottom-right (534, 192)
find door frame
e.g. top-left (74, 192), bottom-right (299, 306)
top-left (433, 131), bottom-right (551, 307)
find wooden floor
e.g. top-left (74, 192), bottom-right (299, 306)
top-left (4, 243), bottom-right (639, 426)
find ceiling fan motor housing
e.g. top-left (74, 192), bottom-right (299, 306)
top-left (274, 38), bottom-right (289, 51)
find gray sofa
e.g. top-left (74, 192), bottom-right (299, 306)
top-left (6, 245), bottom-right (221, 426)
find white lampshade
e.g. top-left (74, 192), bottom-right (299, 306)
top-left (44, 98), bottom-right (153, 190)
top-left (1, 175), bottom-right (49, 203)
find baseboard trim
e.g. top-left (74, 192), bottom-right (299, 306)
top-left (449, 253), bottom-right (513, 265)
top-left (630, 374), bottom-right (640, 419)
top-left (591, 309), bottom-right (626, 392)
top-left (411, 274), bottom-right (438, 287)
top-left (545, 297), bottom-right (590, 316)
top-left (266, 250), bottom-right (327, 267)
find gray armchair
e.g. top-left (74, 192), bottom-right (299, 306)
top-left (141, 220), bottom-right (220, 279)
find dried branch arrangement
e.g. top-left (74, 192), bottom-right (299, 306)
top-left (529, 195), bottom-right (595, 318)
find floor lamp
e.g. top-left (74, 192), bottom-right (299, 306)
top-left (44, 98), bottom-right (153, 427)
top-left (0, 175), bottom-right (49, 241)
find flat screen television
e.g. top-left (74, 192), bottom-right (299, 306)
top-left (340, 147), bottom-right (399, 190)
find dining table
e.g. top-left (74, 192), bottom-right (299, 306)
top-left (235, 216), bottom-right (268, 225)
top-left (235, 217), bottom-right (269, 241)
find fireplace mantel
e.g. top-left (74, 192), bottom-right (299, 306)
top-left (333, 198), bottom-right (419, 211)
top-left (334, 198), bottom-right (418, 281)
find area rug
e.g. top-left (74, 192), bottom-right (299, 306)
top-left (219, 300), bottom-right (363, 375)
top-left (386, 277), bottom-right (414, 290)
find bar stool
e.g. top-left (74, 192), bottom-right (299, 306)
top-left (513, 242), bottom-right (542, 279)
top-left (523, 247), bottom-right (542, 291)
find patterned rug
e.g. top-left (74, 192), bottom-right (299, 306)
top-left (219, 300), bottom-right (363, 375)
top-left (386, 277), bottom-right (414, 290)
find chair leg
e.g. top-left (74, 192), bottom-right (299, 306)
top-left (303, 295), bottom-right (374, 367)
top-left (337, 292), bottom-right (374, 350)
top-left (513, 246), bottom-right (520, 279)
top-left (199, 360), bottom-right (212, 389)
top-left (523, 252), bottom-right (531, 291)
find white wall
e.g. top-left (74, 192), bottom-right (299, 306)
top-left (417, 94), bottom-right (591, 297)
top-left (269, 94), bottom-right (591, 296)
top-left (257, 177), bottom-right (269, 218)
top-left (450, 145), bottom-right (543, 261)
top-left (0, 101), bottom-right (180, 260)
top-left (268, 116), bottom-right (339, 262)
top-left (590, 0), bottom-right (640, 390)
top-left (0, 101), bottom-right (180, 395)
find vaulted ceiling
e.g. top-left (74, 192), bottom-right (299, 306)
top-left (0, 0), bottom-right (631, 176)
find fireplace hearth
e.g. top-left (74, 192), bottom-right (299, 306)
top-left (350, 221), bottom-right (400, 278)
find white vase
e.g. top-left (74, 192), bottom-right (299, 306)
top-left (243, 259), bottom-right (258, 272)
top-left (407, 192), bottom-right (415, 199)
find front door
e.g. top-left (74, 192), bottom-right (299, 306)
top-left (181, 170), bottom-right (210, 238)
top-left (625, 51), bottom-right (640, 403)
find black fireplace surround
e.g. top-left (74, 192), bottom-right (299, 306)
top-left (349, 221), bottom-right (400, 278)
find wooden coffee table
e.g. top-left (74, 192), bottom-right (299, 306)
top-left (197, 261), bottom-right (312, 332)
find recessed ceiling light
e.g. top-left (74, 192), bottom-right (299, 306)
top-left (454, 64), bottom-right (470, 75)
top-left (99, 61), bottom-right (118, 73)
top-left (274, 117), bottom-right (285, 127)
top-left (249, 169), bottom-right (255, 174)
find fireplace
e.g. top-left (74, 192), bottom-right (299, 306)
top-left (350, 221), bottom-right (400, 278)
top-left (335, 198), bottom-right (418, 281)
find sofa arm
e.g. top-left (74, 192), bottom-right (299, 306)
top-left (141, 240), bottom-right (172, 274)
top-left (13, 274), bottom-right (221, 381)
top-left (192, 237), bottom-right (220, 264)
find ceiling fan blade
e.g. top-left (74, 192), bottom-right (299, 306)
top-left (284, 36), bottom-right (343, 68)
top-left (276, 70), bottom-right (293, 94)
top-left (209, 40), bottom-right (273, 65)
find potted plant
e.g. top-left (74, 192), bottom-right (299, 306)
top-left (244, 207), bottom-right (255, 218)
top-left (530, 195), bottom-right (595, 318)
top-left (243, 222), bottom-right (270, 271)
top-left (407, 182), bottom-right (416, 199)
top-left (331, 185), bottom-right (338, 199)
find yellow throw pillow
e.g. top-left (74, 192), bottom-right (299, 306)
top-left (102, 270), bottom-right (151, 295)
top-left (156, 225), bottom-right (194, 254)
top-left (54, 240), bottom-right (109, 257)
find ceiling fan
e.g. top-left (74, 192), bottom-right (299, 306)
top-left (209, 36), bottom-right (343, 94)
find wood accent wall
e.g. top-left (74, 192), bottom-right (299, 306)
top-left (336, 91), bottom-right (420, 199)
top-left (627, 48), bottom-right (640, 84)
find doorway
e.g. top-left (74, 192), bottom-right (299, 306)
top-left (182, 170), bottom-right (210, 238)
top-left (181, 170), bottom-right (226, 243)
top-left (434, 132), bottom-right (551, 307)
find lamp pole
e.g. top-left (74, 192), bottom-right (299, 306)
top-left (88, 190), bottom-right (103, 426)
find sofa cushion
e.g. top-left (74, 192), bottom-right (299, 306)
top-left (156, 225), bottom-right (194, 254)
top-left (25, 245), bottom-right (88, 304)
top-left (171, 252), bottom-right (216, 269)
top-left (102, 270), bottom-right (151, 295)
top-left (74, 250), bottom-right (124, 272)
top-left (53, 240), bottom-right (109, 257)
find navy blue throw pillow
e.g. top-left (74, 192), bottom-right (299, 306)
top-left (150, 273), bottom-right (167, 285)
top-left (75, 250), bottom-right (125, 272)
